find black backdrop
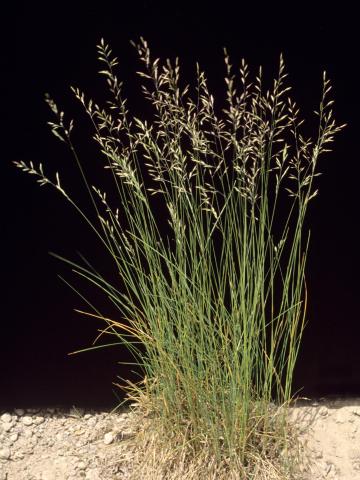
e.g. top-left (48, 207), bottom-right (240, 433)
top-left (2, 1), bottom-right (358, 409)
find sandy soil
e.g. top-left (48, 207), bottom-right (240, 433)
top-left (287, 396), bottom-right (360, 479)
top-left (1, 396), bottom-right (360, 479)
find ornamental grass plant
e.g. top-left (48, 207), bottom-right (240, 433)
top-left (14, 38), bottom-right (346, 478)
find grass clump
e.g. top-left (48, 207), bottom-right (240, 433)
top-left (14, 37), bottom-right (346, 478)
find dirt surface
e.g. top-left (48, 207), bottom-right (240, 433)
top-left (287, 396), bottom-right (360, 479)
top-left (1, 397), bottom-right (360, 479)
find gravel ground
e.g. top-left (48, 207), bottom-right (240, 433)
top-left (1, 397), bottom-right (360, 479)
top-left (0, 405), bottom-right (138, 480)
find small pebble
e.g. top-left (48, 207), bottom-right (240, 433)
top-left (9, 432), bottom-right (18, 443)
top-left (2, 423), bottom-right (12, 432)
top-left (34, 416), bottom-right (45, 425)
top-left (319, 406), bottom-right (328, 416)
top-left (14, 408), bottom-right (25, 416)
top-left (0, 413), bottom-right (11, 423)
top-left (0, 447), bottom-right (11, 460)
top-left (22, 416), bottom-right (33, 426)
top-left (103, 432), bottom-right (114, 445)
top-left (26, 408), bottom-right (40, 414)
top-left (87, 417), bottom-right (97, 427)
top-left (77, 460), bottom-right (87, 470)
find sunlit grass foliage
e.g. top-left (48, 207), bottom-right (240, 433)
top-left (14, 38), bottom-right (345, 478)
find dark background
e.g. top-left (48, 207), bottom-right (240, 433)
top-left (2, 1), bottom-right (358, 409)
